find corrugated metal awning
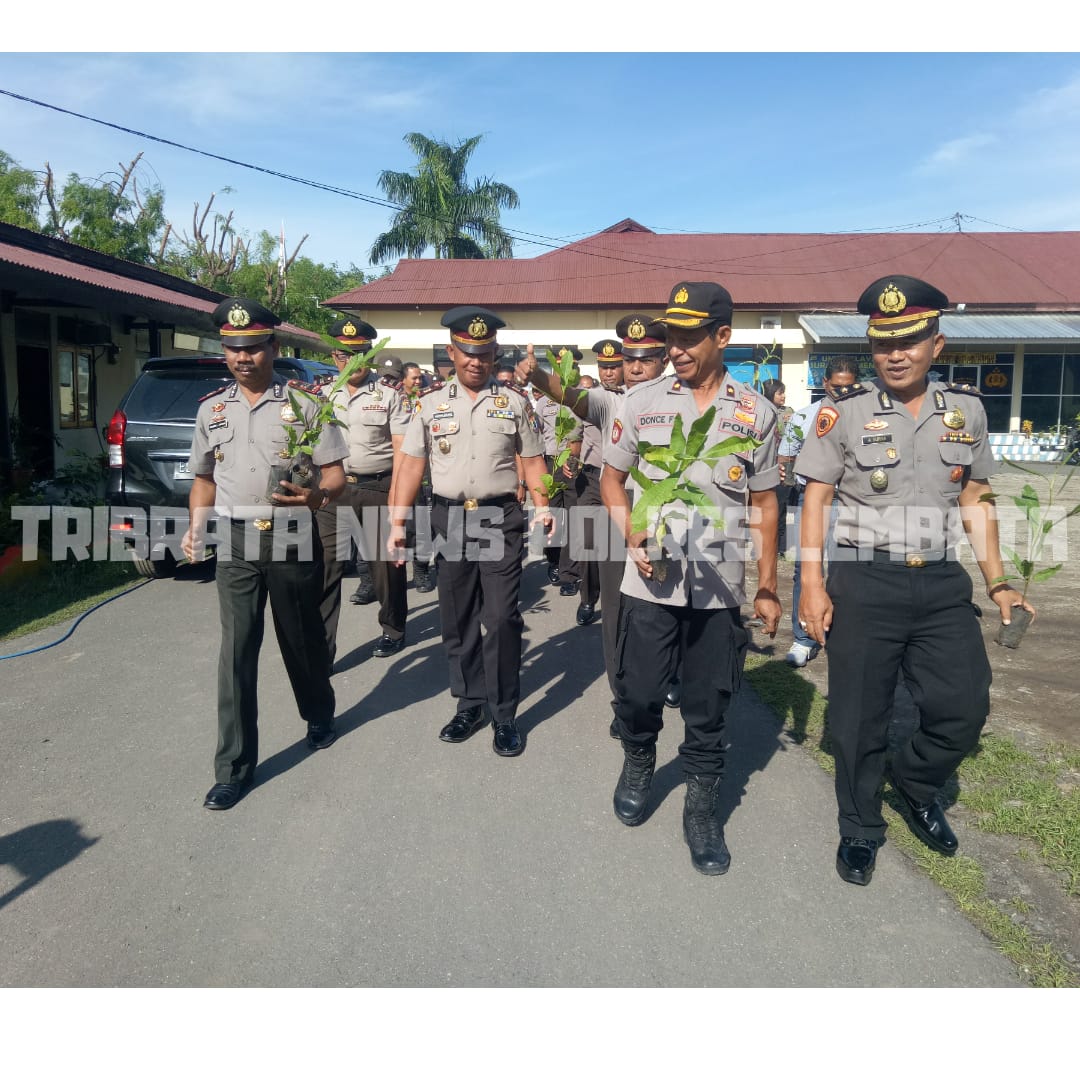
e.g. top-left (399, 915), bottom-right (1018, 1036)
top-left (799, 313), bottom-right (1080, 345)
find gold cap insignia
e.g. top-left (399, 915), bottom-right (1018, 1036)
top-left (674, 287), bottom-right (689, 305)
top-left (878, 284), bottom-right (906, 314)
top-left (227, 303), bottom-right (251, 328)
top-left (601, 343), bottom-right (616, 357)
top-left (628, 319), bottom-right (646, 340)
top-left (469, 317), bottom-right (488, 339)
top-left (342, 321), bottom-right (357, 336)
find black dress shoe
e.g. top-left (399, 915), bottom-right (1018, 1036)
top-left (546, 564), bottom-right (561, 585)
top-left (665, 679), bottom-right (681, 709)
top-left (203, 780), bottom-right (251, 811)
top-left (492, 719), bottom-right (524, 757)
top-left (559, 579), bottom-right (580, 597)
top-left (894, 784), bottom-right (959, 856)
top-left (306, 720), bottom-right (338, 750)
top-left (372, 634), bottom-right (405, 658)
top-left (439, 706), bottom-right (489, 743)
top-left (836, 837), bottom-right (879, 885)
top-left (576, 603), bottom-right (597, 626)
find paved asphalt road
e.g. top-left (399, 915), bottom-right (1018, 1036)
top-left (0, 554), bottom-right (1021, 987)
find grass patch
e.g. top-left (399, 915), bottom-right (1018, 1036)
top-left (0, 558), bottom-right (142, 642)
top-left (744, 653), bottom-right (1080, 988)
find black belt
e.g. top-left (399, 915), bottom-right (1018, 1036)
top-left (582, 464), bottom-right (601, 476)
top-left (346, 469), bottom-right (392, 483)
top-left (839, 546), bottom-right (949, 568)
top-left (433, 493), bottom-right (518, 511)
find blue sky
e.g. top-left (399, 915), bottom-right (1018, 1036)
top-left (3, 47), bottom-right (1080, 274)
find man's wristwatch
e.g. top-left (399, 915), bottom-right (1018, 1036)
top-left (316, 487), bottom-right (331, 510)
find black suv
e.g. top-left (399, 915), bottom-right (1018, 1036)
top-left (106, 354), bottom-right (331, 576)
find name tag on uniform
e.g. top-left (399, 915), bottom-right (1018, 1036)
top-left (362, 404), bottom-right (387, 411)
top-left (487, 407), bottom-right (516, 420)
top-left (638, 412), bottom-right (676, 428)
top-left (209, 418), bottom-right (228, 432)
top-left (718, 418), bottom-right (761, 439)
top-left (861, 433), bottom-right (893, 445)
top-left (433, 409), bottom-right (455, 420)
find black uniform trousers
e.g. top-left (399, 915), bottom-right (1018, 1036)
top-left (214, 518), bottom-right (335, 785)
top-left (825, 557), bottom-right (992, 842)
top-left (613, 594), bottom-right (748, 777)
top-left (575, 465), bottom-right (604, 609)
top-left (432, 496), bottom-right (525, 727)
top-left (316, 472), bottom-right (407, 662)
top-left (543, 455), bottom-right (583, 584)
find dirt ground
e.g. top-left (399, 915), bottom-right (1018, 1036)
top-left (765, 460), bottom-right (1080, 980)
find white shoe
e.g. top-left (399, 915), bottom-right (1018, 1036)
top-left (786, 642), bottom-right (820, 668)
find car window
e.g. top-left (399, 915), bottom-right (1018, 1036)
top-left (124, 368), bottom-right (232, 423)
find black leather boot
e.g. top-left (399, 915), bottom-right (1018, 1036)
top-left (349, 562), bottom-right (376, 605)
top-left (683, 775), bottom-right (730, 875)
top-left (413, 560), bottom-right (436, 593)
top-left (613, 743), bottom-right (656, 826)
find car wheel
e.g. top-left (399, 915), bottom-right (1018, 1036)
top-left (131, 550), bottom-right (178, 579)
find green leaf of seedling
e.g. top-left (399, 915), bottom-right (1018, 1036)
top-left (678, 484), bottom-right (727, 529)
top-left (701, 434), bottom-right (761, 464)
top-left (1032, 564), bottom-right (1063, 583)
top-left (1019, 559), bottom-right (1034, 580)
top-left (979, 491), bottom-right (998, 502)
top-left (554, 449), bottom-right (571, 470)
top-left (685, 407), bottom-right (716, 460)
top-left (639, 445), bottom-right (680, 474)
top-left (669, 413), bottom-right (687, 461)
top-left (1003, 546), bottom-right (1026, 577)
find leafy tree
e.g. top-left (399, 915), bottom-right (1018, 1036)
top-left (0, 150), bottom-right (41, 229)
top-left (370, 132), bottom-right (519, 262)
top-left (41, 153), bottom-right (169, 264)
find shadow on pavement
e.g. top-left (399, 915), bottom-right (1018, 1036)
top-left (0, 819), bottom-right (98, 912)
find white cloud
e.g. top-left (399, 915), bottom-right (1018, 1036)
top-left (916, 133), bottom-right (998, 174)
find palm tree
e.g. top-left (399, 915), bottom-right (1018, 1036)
top-left (369, 133), bottom-right (519, 263)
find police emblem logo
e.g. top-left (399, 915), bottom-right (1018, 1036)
top-left (468, 317), bottom-right (488, 339)
top-left (727, 465), bottom-right (743, 482)
top-left (431, 423), bottom-right (441, 435)
top-left (214, 450), bottom-right (224, 462)
top-left (227, 302), bottom-right (251, 328)
top-left (628, 319), bottom-right (646, 341)
top-left (342, 321), bottom-right (357, 336)
top-left (864, 419), bottom-right (888, 431)
top-left (494, 394), bottom-right (508, 409)
top-left (611, 418), bottom-right (623, 444)
top-left (674, 287), bottom-right (689, 305)
top-left (878, 283), bottom-right (906, 314)
top-left (943, 409), bottom-right (966, 430)
top-left (950, 465), bottom-right (964, 483)
top-left (280, 404), bottom-right (297, 422)
top-left (601, 343), bottom-right (616, 357)
top-left (438, 438), bottom-right (451, 454)
top-left (372, 388), bottom-right (383, 402)
top-left (816, 406), bottom-right (839, 437)
top-left (870, 468), bottom-right (889, 492)
top-left (212, 402), bottom-right (226, 413)
top-left (886, 448), bottom-right (898, 459)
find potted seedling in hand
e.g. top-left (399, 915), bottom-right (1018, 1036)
top-left (534, 347), bottom-right (588, 504)
top-left (267, 337), bottom-right (389, 499)
top-left (982, 457), bottom-right (1080, 648)
top-left (629, 407), bottom-right (760, 583)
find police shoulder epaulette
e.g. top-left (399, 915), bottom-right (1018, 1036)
top-left (505, 382), bottom-right (530, 399)
top-left (379, 374), bottom-right (404, 391)
top-left (418, 383), bottom-right (441, 398)
top-left (828, 381), bottom-right (871, 403)
top-left (198, 384), bottom-right (230, 403)
top-left (286, 378), bottom-right (321, 395)
top-left (945, 381), bottom-right (982, 396)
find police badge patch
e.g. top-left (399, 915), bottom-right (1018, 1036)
top-left (816, 406), bottom-right (839, 437)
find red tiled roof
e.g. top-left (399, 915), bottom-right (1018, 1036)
top-left (326, 227), bottom-right (1080, 312)
top-left (0, 230), bottom-right (322, 343)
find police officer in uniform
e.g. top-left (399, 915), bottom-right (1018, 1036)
top-left (182, 298), bottom-right (348, 810)
top-left (388, 307), bottom-right (554, 756)
top-left (315, 318), bottom-right (411, 663)
top-left (602, 282), bottom-right (781, 875)
top-left (796, 275), bottom-right (1035, 885)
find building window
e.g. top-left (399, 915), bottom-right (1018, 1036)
top-left (58, 346), bottom-right (96, 429)
top-left (1021, 353), bottom-right (1080, 435)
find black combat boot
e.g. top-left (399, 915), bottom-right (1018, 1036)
top-left (683, 775), bottom-right (730, 875)
top-left (349, 562), bottom-right (376, 605)
top-left (613, 743), bottom-right (656, 826)
top-left (413, 559), bottom-right (436, 593)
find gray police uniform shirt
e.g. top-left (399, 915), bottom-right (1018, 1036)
top-left (584, 386), bottom-right (626, 465)
top-left (605, 370), bottom-right (780, 609)
top-left (326, 372), bottom-right (411, 476)
top-left (794, 377), bottom-right (995, 556)
top-left (538, 395), bottom-right (582, 458)
top-left (401, 379), bottom-right (544, 500)
top-left (189, 376), bottom-right (348, 518)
